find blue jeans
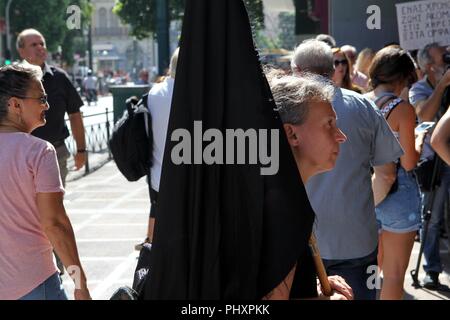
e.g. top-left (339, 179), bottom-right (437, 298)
top-left (376, 167), bottom-right (421, 233)
top-left (19, 272), bottom-right (68, 300)
top-left (323, 249), bottom-right (378, 300)
top-left (420, 167), bottom-right (450, 274)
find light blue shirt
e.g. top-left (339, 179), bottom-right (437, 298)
top-left (147, 77), bottom-right (175, 191)
top-left (409, 77), bottom-right (433, 109)
top-left (306, 88), bottom-right (404, 260)
top-left (409, 77), bottom-right (436, 160)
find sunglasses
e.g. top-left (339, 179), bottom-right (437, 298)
top-left (334, 59), bottom-right (348, 67)
top-left (16, 94), bottom-right (48, 105)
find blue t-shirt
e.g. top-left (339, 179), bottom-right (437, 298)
top-left (306, 88), bottom-right (404, 260)
top-left (409, 77), bottom-right (437, 160)
top-left (409, 77), bottom-right (434, 108)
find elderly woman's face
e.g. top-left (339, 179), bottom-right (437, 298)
top-left (289, 101), bottom-right (346, 175)
top-left (16, 80), bottom-right (49, 133)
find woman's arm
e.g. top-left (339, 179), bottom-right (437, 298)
top-left (262, 264), bottom-right (352, 300)
top-left (431, 108), bottom-right (450, 165)
top-left (372, 163), bottom-right (397, 206)
top-left (37, 192), bottom-right (91, 300)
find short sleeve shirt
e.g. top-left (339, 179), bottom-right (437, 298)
top-left (306, 88), bottom-right (404, 260)
top-left (409, 77), bottom-right (434, 109)
top-left (409, 77), bottom-right (437, 160)
top-left (147, 77), bottom-right (175, 191)
top-left (0, 132), bottom-right (64, 299)
top-left (31, 64), bottom-right (84, 145)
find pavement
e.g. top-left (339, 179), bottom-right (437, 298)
top-left (61, 161), bottom-right (149, 300)
top-left (60, 159), bottom-right (450, 300)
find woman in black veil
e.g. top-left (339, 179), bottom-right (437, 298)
top-left (144, 0), bottom-right (353, 300)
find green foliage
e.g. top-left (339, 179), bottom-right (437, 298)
top-left (113, 0), bottom-right (185, 40)
top-left (243, 0), bottom-right (264, 31)
top-left (278, 12), bottom-right (296, 50)
top-left (254, 30), bottom-right (280, 51)
top-left (113, 0), bottom-right (265, 39)
top-left (2, 0), bottom-right (92, 65)
top-left (61, 0), bottom-right (93, 65)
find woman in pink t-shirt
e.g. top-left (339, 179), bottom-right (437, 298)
top-left (0, 65), bottom-right (90, 300)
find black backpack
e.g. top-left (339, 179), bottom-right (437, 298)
top-left (109, 94), bottom-right (153, 182)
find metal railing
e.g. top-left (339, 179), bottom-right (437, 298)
top-left (65, 108), bottom-right (113, 176)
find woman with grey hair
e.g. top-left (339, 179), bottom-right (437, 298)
top-left (263, 71), bottom-right (351, 299)
top-left (269, 72), bottom-right (347, 182)
top-left (0, 65), bottom-right (90, 300)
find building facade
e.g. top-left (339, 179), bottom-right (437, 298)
top-left (91, 0), bottom-right (157, 79)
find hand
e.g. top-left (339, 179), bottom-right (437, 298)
top-left (415, 129), bottom-right (428, 140)
top-left (328, 275), bottom-right (354, 300)
top-left (329, 291), bottom-right (349, 300)
top-left (74, 288), bottom-right (92, 300)
top-left (415, 131), bottom-right (428, 153)
top-left (439, 68), bottom-right (450, 87)
top-left (317, 275), bottom-right (354, 300)
top-left (74, 152), bottom-right (86, 170)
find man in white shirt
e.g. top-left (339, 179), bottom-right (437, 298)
top-left (83, 70), bottom-right (98, 106)
top-left (135, 48), bottom-right (179, 250)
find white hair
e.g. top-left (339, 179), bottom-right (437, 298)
top-left (417, 42), bottom-right (441, 70)
top-left (268, 71), bottom-right (335, 125)
top-left (16, 29), bottom-right (45, 51)
top-left (16, 60), bottom-right (43, 80)
top-left (291, 39), bottom-right (334, 78)
top-left (169, 47), bottom-right (180, 79)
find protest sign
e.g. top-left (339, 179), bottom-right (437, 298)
top-left (396, 0), bottom-right (450, 50)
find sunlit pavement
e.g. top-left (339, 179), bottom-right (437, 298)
top-left (61, 160), bottom-right (450, 300)
top-left (61, 161), bottom-right (149, 300)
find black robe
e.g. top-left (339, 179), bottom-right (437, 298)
top-left (144, 0), bottom-right (318, 299)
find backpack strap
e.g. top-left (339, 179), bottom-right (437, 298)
top-left (140, 93), bottom-right (150, 138)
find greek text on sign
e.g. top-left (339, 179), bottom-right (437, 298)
top-left (396, 0), bottom-right (450, 50)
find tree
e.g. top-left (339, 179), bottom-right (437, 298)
top-left (278, 12), bottom-right (296, 50)
top-left (61, 0), bottom-right (93, 65)
top-left (113, 0), bottom-right (265, 40)
top-left (1, 0), bottom-right (92, 64)
top-left (243, 0), bottom-right (264, 30)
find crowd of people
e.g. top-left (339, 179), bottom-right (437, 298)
top-left (1, 24), bottom-right (450, 301)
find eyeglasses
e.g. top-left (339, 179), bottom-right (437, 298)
top-left (16, 94), bottom-right (48, 105)
top-left (334, 59), bottom-right (348, 67)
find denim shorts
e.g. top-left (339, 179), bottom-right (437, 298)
top-left (375, 167), bottom-right (422, 233)
top-left (19, 272), bottom-right (68, 300)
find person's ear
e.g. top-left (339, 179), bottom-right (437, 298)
top-left (283, 123), bottom-right (301, 147)
top-left (7, 97), bottom-right (22, 115)
top-left (17, 47), bottom-right (25, 60)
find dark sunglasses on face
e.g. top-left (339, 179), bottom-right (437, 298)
top-left (334, 59), bottom-right (348, 67)
top-left (16, 94), bottom-right (48, 105)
